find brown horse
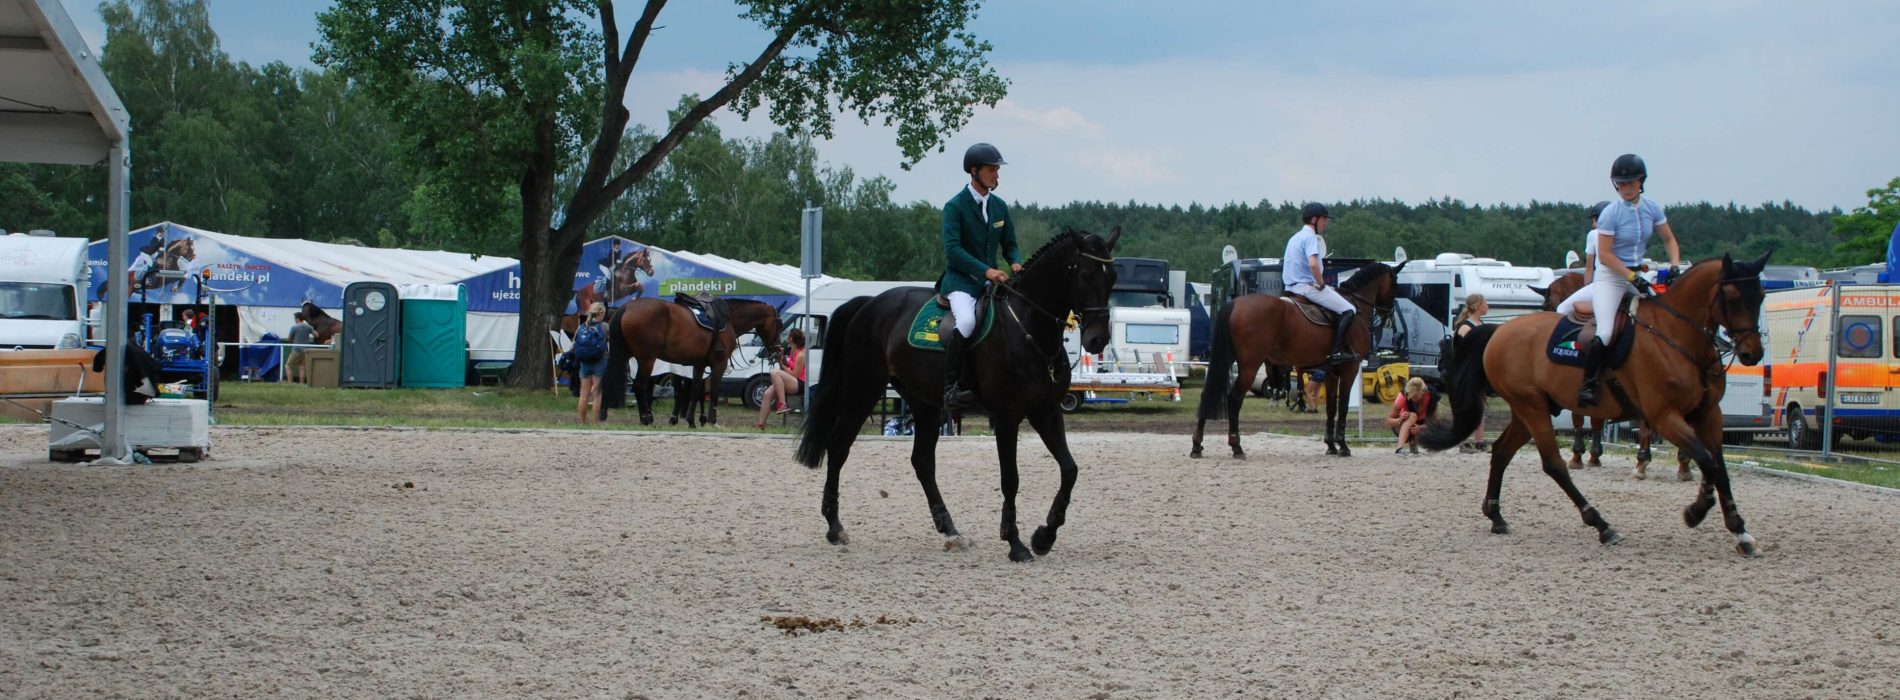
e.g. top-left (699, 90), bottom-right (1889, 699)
top-left (601, 297), bottom-right (782, 427)
top-left (1533, 271), bottom-right (1689, 480)
top-left (1192, 261), bottom-right (1407, 458)
top-left (137, 237), bottom-right (196, 293)
top-left (300, 300), bottom-right (343, 345)
top-left (1422, 253), bottom-right (1772, 557)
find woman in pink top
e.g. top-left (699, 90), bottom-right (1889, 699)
top-left (756, 328), bottom-right (808, 429)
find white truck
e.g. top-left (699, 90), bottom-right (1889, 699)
top-left (1, 231), bottom-right (89, 351)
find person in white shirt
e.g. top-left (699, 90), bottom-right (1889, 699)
top-left (1555, 154), bottom-right (1682, 406)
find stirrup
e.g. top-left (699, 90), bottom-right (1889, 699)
top-left (943, 383), bottom-right (976, 410)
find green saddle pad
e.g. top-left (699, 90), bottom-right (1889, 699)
top-left (907, 297), bottom-right (995, 351)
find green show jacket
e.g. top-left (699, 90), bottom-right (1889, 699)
top-left (938, 186), bottom-right (1021, 296)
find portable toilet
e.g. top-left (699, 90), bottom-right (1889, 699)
top-left (398, 283), bottom-right (467, 388)
top-left (340, 281), bottom-right (401, 388)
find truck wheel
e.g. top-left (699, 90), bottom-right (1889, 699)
top-left (178, 447), bottom-right (203, 463)
top-left (741, 375), bottom-right (772, 410)
top-left (1059, 392), bottom-right (1083, 413)
top-left (1787, 407), bottom-right (1816, 450)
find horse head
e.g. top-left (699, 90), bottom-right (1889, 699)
top-left (1339, 261), bottom-right (1403, 314)
top-left (1715, 251), bottom-right (1773, 366)
top-left (1058, 226), bottom-right (1119, 354)
top-left (169, 238), bottom-right (196, 261)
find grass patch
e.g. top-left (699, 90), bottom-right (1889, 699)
top-left (1726, 450), bottom-right (1900, 490)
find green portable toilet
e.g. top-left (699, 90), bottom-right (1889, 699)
top-left (398, 284), bottom-right (467, 388)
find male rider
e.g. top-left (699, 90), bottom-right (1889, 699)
top-left (1282, 202), bottom-right (1356, 365)
top-left (939, 143), bottom-right (1022, 409)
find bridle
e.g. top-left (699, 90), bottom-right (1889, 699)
top-left (1634, 266), bottom-right (1763, 377)
top-left (992, 243), bottom-right (1116, 378)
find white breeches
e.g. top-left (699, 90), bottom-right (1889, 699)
top-left (1555, 267), bottom-right (1630, 342)
top-left (1289, 282), bottom-right (1354, 314)
top-left (946, 290), bottom-right (977, 337)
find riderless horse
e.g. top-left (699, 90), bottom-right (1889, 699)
top-left (601, 296), bottom-right (782, 427)
top-left (300, 300), bottom-right (343, 345)
top-left (795, 228), bottom-right (1119, 562)
top-left (1192, 261), bottom-right (1406, 458)
top-left (1422, 254), bottom-right (1771, 556)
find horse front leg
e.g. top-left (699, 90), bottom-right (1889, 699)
top-left (1674, 410), bottom-right (1758, 557)
top-left (993, 416), bottom-right (1034, 562)
top-left (907, 403), bottom-right (967, 551)
top-left (1633, 421), bottom-right (1654, 479)
top-left (704, 367), bottom-right (723, 427)
top-left (1026, 406), bottom-right (1079, 556)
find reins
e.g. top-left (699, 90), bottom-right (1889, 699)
top-left (991, 246), bottom-right (1115, 380)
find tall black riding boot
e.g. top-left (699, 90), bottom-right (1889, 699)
top-left (1326, 310), bottom-right (1358, 365)
top-left (1577, 339), bottom-right (1605, 408)
top-left (942, 328), bottom-right (976, 410)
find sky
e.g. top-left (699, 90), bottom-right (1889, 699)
top-left (59, 0), bottom-right (1900, 212)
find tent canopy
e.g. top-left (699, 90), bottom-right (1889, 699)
top-left (88, 222), bottom-right (517, 308)
top-left (0, 0), bottom-right (129, 165)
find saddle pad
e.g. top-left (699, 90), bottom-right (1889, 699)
top-left (1546, 315), bottom-right (1636, 368)
top-left (1281, 294), bottom-right (1339, 327)
top-left (907, 298), bottom-right (996, 351)
top-left (676, 296), bottom-right (730, 332)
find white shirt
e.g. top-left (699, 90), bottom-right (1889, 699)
top-left (967, 183), bottom-right (990, 223)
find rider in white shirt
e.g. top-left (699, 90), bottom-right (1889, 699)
top-left (1282, 202), bottom-right (1357, 365)
top-left (1555, 154), bottom-right (1682, 406)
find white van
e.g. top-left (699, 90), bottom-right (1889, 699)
top-left (0, 232), bottom-right (90, 350)
top-left (724, 280), bottom-right (929, 408)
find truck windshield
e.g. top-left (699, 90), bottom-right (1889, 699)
top-left (0, 282), bottom-right (77, 321)
top-left (1110, 291), bottom-right (1167, 308)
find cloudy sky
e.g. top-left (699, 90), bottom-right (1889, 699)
top-left (62, 0), bottom-right (1900, 211)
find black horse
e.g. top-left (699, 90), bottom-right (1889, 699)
top-left (795, 228), bottom-right (1120, 562)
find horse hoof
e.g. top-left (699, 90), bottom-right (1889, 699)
top-left (1683, 503), bottom-right (1713, 529)
top-left (1599, 528), bottom-right (1622, 546)
top-left (1735, 534), bottom-right (1760, 558)
top-left (826, 529), bottom-right (850, 545)
top-left (942, 535), bottom-right (970, 552)
top-left (1566, 459), bottom-right (1581, 470)
top-left (1490, 523), bottom-right (1511, 535)
top-left (1325, 445), bottom-right (1338, 455)
top-left (1630, 469), bottom-right (1646, 480)
top-left (1338, 446), bottom-right (1352, 457)
top-left (1189, 448), bottom-right (1203, 459)
top-left (1007, 545), bottom-right (1036, 563)
top-left (1677, 470), bottom-right (1695, 483)
top-left (1031, 526), bottom-right (1056, 555)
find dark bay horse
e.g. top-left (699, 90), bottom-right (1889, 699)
top-left (1422, 253), bottom-right (1771, 556)
top-left (602, 297), bottom-right (781, 427)
top-left (795, 228), bottom-right (1120, 562)
top-left (300, 301), bottom-right (343, 345)
top-left (1532, 271), bottom-right (1688, 480)
top-left (1192, 262), bottom-right (1406, 458)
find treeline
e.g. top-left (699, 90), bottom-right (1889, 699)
top-left (0, 0), bottom-right (1883, 287)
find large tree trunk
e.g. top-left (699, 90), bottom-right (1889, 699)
top-left (506, 115), bottom-right (579, 389)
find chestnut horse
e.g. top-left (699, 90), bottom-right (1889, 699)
top-left (1533, 272), bottom-right (1688, 480)
top-left (300, 301), bottom-right (343, 345)
top-left (1192, 261), bottom-right (1406, 458)
top-left (795, 228), bottom-right (1119, 562)
top-left (601, 297), bottom-right (782, 427)
top-left (1422, 253), bottom-right (1771, 556)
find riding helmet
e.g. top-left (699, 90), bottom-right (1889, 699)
top-left (1610, 153), bottom-right (1647, 183)
top-left (1300, 202), bottom-right (1334, 222)
top-left (963, 143), bottom-right (1007, 173)
top-left (1590, 200), bottom-right (1611, 221)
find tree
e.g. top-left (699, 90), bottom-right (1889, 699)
top-left (1831, 177), bottom-right (1900, 267)
top-left (316, 0), bottom-right (1008, 388)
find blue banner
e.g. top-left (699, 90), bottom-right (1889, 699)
top-left (87, 223), bottom-right (343, 307)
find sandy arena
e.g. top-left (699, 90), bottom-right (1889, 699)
top-left (3, 423), bottom-right (1898, 698)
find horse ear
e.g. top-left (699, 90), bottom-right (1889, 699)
top-left (1528, 285), bottom-right (1550, 301)
top-left (1753, 249), bottom-right (1775, 269)
top-left (1105, 226), bottom-right (1122, 251)
top-left (1390, 259), bottom-right (1408, 274)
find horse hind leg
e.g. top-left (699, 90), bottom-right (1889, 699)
top-left (1332, 372), bottom-right (1352, 458)
top-left (1567, 420), bottom-right (1586, 469)
top-left (1483, 418), bottom-right (1533, 535)
top-left (819, 370), bottom-right (896, 548)
top-left (1228, 364), bottom-right (1259, 459)
top-left (1526, 417), bottom-right (1621, 545)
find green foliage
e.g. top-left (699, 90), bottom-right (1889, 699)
top-left (1831, 178), bottom-right (1900, 267)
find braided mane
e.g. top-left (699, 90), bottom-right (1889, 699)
top-left (1022, 228), bottom-right (1087, 272)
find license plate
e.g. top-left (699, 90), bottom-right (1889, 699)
top-left (1840, 392), bottom-right (1881, 405)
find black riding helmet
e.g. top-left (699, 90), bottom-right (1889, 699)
top-left (1611, 154), bottom-right (1647, 184)
top-left (963, 143), bottom-right (1006, 173)
top-left (1300, 202), bottom-right (1334, 223)
top-left (1590, 200), bottom-right (1611, 221)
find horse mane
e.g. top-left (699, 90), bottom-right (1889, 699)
top-left (1339, 262), bottom-right (1392, 295)
top-left (1021, 228), bottom-right (1087, 272)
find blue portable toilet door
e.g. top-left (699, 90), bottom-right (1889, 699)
top-left (341, 281), bottom-right (402, 387)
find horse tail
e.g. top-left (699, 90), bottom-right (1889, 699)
top-left (603, 307), bottom-right (629, 410)
top-left (1419, 323), bottom-right (1497, 451)
top-left (1197, 300), bottom-right (1238, 420)
top-left (796, 295), bottom-right (871, 469)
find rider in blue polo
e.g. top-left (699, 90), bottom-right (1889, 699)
top-left (1283, 202), bottom-right (1357, 365)
top-left (1556, 154), bottom-right (1682, 406)
top-left (939, 142), bottom-right (1022, 409)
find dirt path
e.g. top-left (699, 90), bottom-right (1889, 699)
top-left (2, 424), bottom-right (1896, 698)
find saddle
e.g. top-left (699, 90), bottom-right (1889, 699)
top-left (908, 293), bottom-right (997, 351)
top-left (1546, 299), bottom-right (1638, 369)
top-left (1279, 291), bottom-right (1343, 326)
top-left (673, 292), bottom-right (730, 332)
